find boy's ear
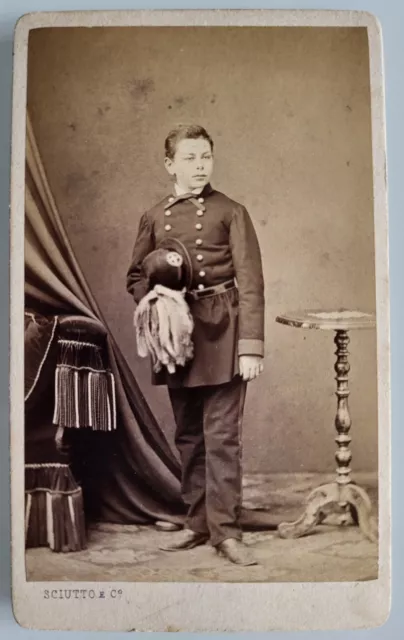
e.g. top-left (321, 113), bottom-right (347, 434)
top-left (164, 157), bottom-right (176, 176)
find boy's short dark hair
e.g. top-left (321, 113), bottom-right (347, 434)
top-left (165, 124), bottom-right (214, 160)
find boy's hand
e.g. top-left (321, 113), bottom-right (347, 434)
top-left (239, 355), bottom-right (264, 381)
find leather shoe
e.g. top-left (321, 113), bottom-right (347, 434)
top-left (159, 528), bottom-right (209, 551)
top-left (216, 538), bottom-right (258, 566)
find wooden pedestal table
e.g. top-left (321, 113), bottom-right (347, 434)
top-left (275, 309), bottom-right (378, 543)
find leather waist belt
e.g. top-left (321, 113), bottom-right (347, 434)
top-left (188, 279), bottom-right (236, 300)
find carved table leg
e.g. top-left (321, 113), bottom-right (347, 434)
top-left (278, 330), bottom-right (377, 542)
top-left (334, 330), bottom-right (352, 489)
top-left (344, 484), bottom-right (378, 543)
top-left (333, 329), bottom-right (354, 525)
top-left (278, 483), bottom-right (339, 539)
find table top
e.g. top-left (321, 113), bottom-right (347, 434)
top-left (276, 309), bottom-right (376, 330)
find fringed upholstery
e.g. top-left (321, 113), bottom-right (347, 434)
top-left (25, 463), bottom-right (86, 552)
top-left (53, 337), bottom-right (117, 432)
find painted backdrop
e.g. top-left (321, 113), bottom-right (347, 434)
top-left (27, 26), bottom-right (378, 473)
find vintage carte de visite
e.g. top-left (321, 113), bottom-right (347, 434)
top-left (10, 9), bottom-right (390, 632)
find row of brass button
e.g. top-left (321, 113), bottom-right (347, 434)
top-left (164, 197), bottom-right (206, 289)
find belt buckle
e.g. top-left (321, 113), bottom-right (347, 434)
top-left (187, 288), bottom-right (200, 301)
top-left (195, 287), bottom-right (210, 299)
top-left (191, 279), bottom-right (233, 300)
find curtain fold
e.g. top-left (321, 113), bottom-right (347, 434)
top-left (25, 114), bottom-right (184, 524)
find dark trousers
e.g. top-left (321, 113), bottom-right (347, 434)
top-left (168, 375), bottom-right (247, 547)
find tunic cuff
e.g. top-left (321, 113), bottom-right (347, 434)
top-left (238, 339), bottom-right (264, 357)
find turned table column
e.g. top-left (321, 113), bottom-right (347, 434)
top-left (275, 309), bottom-right (378, 543)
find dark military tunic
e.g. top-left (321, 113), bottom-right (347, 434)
top-left (127, 183), bottom-right (265, 544)
top-left (126, 183), bottom-right (265, 388)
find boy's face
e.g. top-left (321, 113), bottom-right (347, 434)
top-left (165, 138), bottom-right (214, 192)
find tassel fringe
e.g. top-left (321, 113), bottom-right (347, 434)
top-left (53, 339), bottom-right (117, 431)
top-left (25, 464), bottom-right (86, 552)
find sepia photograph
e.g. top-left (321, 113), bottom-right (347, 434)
top-left (11, 9), bottom-right (390, 632)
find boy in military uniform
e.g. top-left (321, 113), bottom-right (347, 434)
top-left (126, 124), bottom-right (265, 566)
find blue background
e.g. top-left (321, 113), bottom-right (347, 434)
top-left (1, 0), bottom-right (402, 637)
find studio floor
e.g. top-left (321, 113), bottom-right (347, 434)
top-left (26, 473), bottom-right (378, 583)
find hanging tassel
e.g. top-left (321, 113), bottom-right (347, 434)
top-left (52, 366), bottom-right (60, 424)
top-left (134, 284), bottom-right (194, 374)
top-left (88, 370), bottom-right (93, 428)
top-left (46, 492), bottom-right (55, 551)
top-left (108, 372), bottom-right (117, 431)
top-left (25, 493), bottom-right (32, 544)
top-left (74, 370), bottom-right (79, 428)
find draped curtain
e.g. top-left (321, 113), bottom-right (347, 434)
top-left (25, 114), bottom-right (185, 525)
top-left (25, 116), bottom-right (278, 532)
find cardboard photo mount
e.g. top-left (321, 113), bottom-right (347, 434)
top-left (10, 9), bottom-right (390, 632)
